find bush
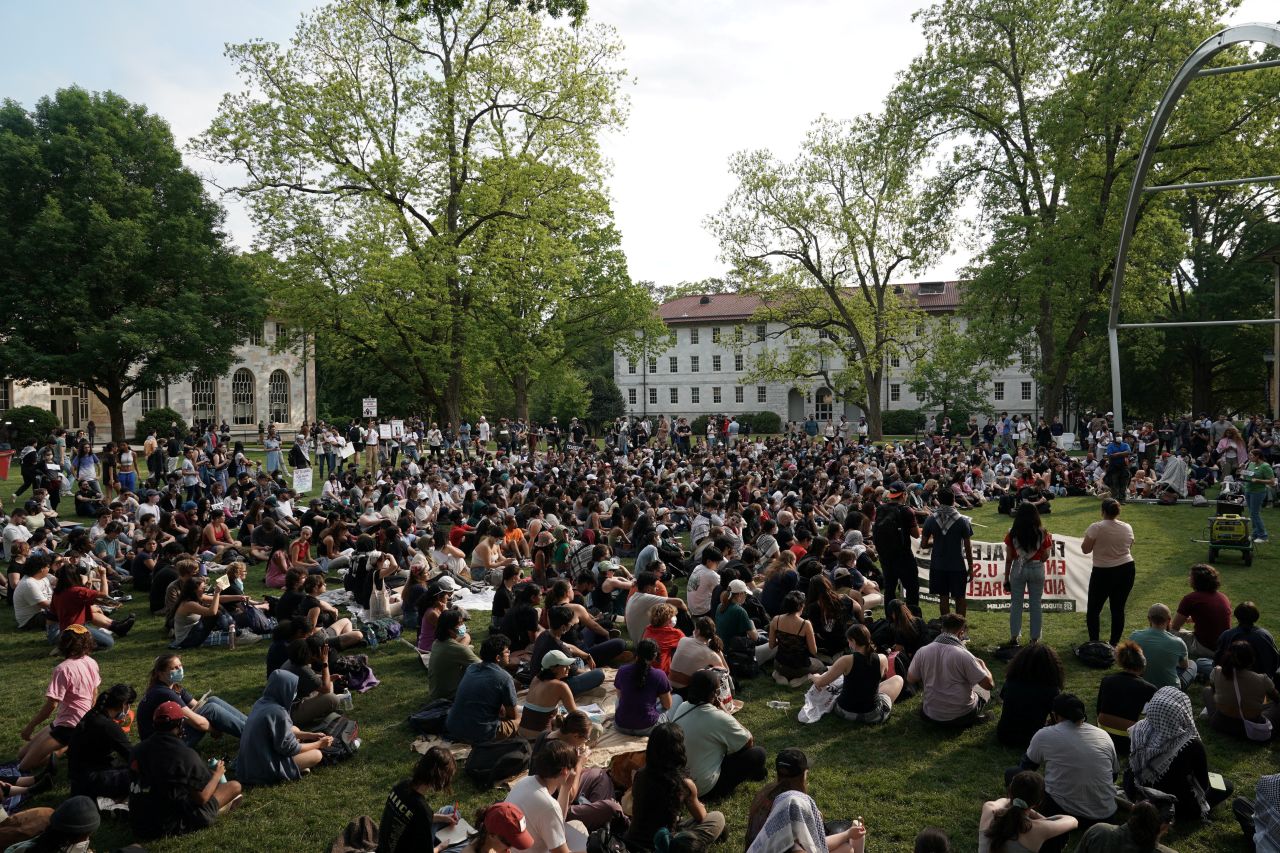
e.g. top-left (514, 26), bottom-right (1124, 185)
top-left (739, 411), bottom-right (781, 434)
top-left (3, 406), bottom-right (61, 444)
top-left (135, 407), bottom-right (187, 441)
top-left (690, 415), bottom-right (710, 437)
top-left (881, 408), bottom-right (925, 436)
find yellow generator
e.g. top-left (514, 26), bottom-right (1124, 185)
top-left (1203, 513), bottom-right (1253, 566)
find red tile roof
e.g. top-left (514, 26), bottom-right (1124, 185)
top-left (656, 281), bottom-right (963, 323)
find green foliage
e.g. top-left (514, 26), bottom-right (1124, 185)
top-left (584, 371), bottom-right (623, 431)
top-left (739, 411), bottom-right (781, 435)
top-left (390, 0), bottom-right (587, 26)
top-left (528, 364), bottom-right (591, 425)
top-left (3, 406), bottom-right (60, 443)
top-left (134, 407), bottom-right (186, 441)
top-left (0, 87), bottom-right (264, 440)
top-left (907, 319), bottom-right (997, 422)
top-left (881, 408), bottom-right (926, 435)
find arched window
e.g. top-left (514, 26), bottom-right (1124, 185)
top-left (269, 370), bottom-right (290, 424)
top-left (192, 375), bottom-right (217, 426)
top-left (232, 369), bottom-right (256, 426)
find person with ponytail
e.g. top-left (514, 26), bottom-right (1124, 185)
top-left (978, 770), bottom-right (1076, 853)
top-left (810, 624), bottom-right (904, 724)
top-left (66, 683), bottom-right (136, 800)
top-left (614, 638), bottom-right (673, 736)
top-left (1204, 639), bottom-right (1280, 740)
top-left (1076, 801), bottom-right (1175, 853)
top-left (670, 617), bottom-right (728, 691)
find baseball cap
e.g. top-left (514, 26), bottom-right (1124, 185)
top-left (886, 480), bottom-right (907, 498)
top-left (484, 802), bottom-right (535, 850)
top-left (435, 575), bottom-right (460, 592)
top-left (153, 700), bottom-right (186, 724)
top-left (541, 649), bottom-right (577, 669)
top-left (656, 524), bottom-right (670, 537)
top-left (728, 579), bottom-right (750, 595)
top-left (776, 748), bottom-right (809, 776)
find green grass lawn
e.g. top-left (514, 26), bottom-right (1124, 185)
top-left (0, 464), bottom-right (1275, 852)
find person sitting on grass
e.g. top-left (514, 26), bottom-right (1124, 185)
top-left (17, 625), bottom-right (100, 774)
top-left (296, 574), bottom-right (364, 650)
top-left (811, 624), bottom-right (904, 725)
top-left (907, 613), bottom-right (994, 727)
top-left (426, 608), bottom-right (480, 703)
top-left (1214, 600), bottom-right (1279, 677)
top-left (12, 553), bottom-right (55, 634)
top-left (460, 802), bottom-right (535, 853)
top-left (235, 669), bottom-right (334, 786)
top-left (666, 669), bottom-right (767, 801)
top-left (1130, 604), bottom-right (1194, 690)
top-left (1095, 640), bottom-right (1156, 755)
top-left (530, 711), bottom-right (623, 832)
top-left (1075, 801), bottom-right (1174, 853)
top-left (66, 683), bottom-right (135, 802)
top-left (129, 700), bottom-right (242, 841)
top-left (542, 579), bottom-right (629, 666)
top-left (715, 579), bottom-right (761, 649)
top-left (173, 576), bottom-right (242, 648)
top-left (625, 723), bottom-right (727, 853)
top-left (978, 770), bottom-right (1077, 853)
top-left (762, 591), bottom-right (824, 687)
top-left (1128, 687), bottom-right (1233, 824)
top-left (625, 571), bottom-right (688, 645)
top-left (377, 746), bottom-right (459, 853)
top-left (529, 607), bottom-right (607, 697)
top-left (996, 644), bottom-right (1065, 750)
top-left (497, 582), bottom-right (543, 660)
top-left (1203, 640), bottom-right (1280, 740)
top-left (282, 635), bottom-right (346, 727)
top-left (136, 653), bottom-right (247, 745)
top-left (745, 747), bottom-right (866, 853)
top-left (642, 603), bottom-right (685, 674)
top-left (504, 739), bottom-right (582, 853)
top-left (1171, 563), bottom-right (1232, 662)
top-left (670, 617), bottom-right (729, 693)
top-left (446, 634), bottom-right (521, 744)
top-left (614, 639), bottom-right (673, 736)
top-left (6, 795), bottom-right (100, 853)
top-left (49, 560), bottom-right (135, 649)
top-left (518, 650), bottom-right (581, 740)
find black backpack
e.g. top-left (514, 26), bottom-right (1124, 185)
top-left (872, 506), bottom-right (909, 563)
top-left (408, 699), bottom-right (452, 736)
top-left (1076, 641), bottom-right (1115, 669)
top-left (464, 737), bottom-right (534, 788)
top-left (725, 635), bottom-right (760, 680)
top-left (313, 713), bottom-right (361, 764)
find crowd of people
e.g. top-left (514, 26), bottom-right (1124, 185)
top-left (0, 409), bottom-right (1276, 853)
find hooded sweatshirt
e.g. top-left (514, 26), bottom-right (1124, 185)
top-left (237, 670), bottom-right (303, 785)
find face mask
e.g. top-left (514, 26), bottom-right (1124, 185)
top-left (456, 625), bottom-right (467, 638)
top-left (168, 667), bottom-right (185, 685)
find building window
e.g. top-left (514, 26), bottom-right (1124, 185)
top-left (756, 323), bottom-right (767, 342)
top-left (734, 326), bottom-right (744, 343)
top-left (669, 387), bottom-right (678, 404)
top-left (735, 386), bottom-right (744, 403)
top-left (78, 388), bottom-right (89, 425)
top-left (627, 358), bottom-right (637, 374)
top-left (994, 381), bottom-right (1005, 401)
top-left (1021, 380), bottom-right (1033, 401)
top-left (889, 354), bottom-right (900, 368)
top-left (890, 383), bottom-right (901, 402)
top-left (648, 357), bottom-right (657, 374)
top-left (691, 387), bottom-right (700, 404)
top-left (712, 327), bottom-right (721, 343)
top-left (916, 322), bottom-right (926, 337)
top-left (690, 356), bottom-right (700, 373)
top-left (712, 387), bottom-right (722, 404)
top-left (819, 329), bottom-right (835, 340)
top-left (247, 325), bottom-right (263, 346)
top-left (141, 388), bottom-right (158, 415)
top-left (689, 328), bottom-right (699, 345)
top-left (735, 354), bottom-right (744, 371)
top-left (0, 380), bottom-right (10, 412)
top-left (192, 374), bottom-right (217, 425)
top-left (649, 387), bottom-right (658, 405)
top-left (757, 386), bottom-right (767, 403)
top-left (231, 368), bottom-right (256, 425)
top-left (628, 388), bottom-right (637, 405)
top-left (269, 370), bottom-right (291, 423)
top-left (712, 355), bottom-right (722, 372)
top-left (1021, 339), bottom-right (1035, 366)
top-left (669, 356), bottom-right (678, 373)
top-left (274, 322), bottom-right (288, 345)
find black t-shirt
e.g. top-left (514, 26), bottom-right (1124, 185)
top-left (68, 707), bottom-right (132, 783)
top-left (276, 590), bottom-right (306, 622)
top-left (1096, 672), bottom-right (1157, 723)
top-left (131, 551), bottom-right (156, 591)
top-left (283, 661), bottom-right (323, 699)
top-left (996, 679), bottom-right (1059, 749)
top-left (499, 605), bottom-right (540, 648)
top-left (492, 584), bottom-right (514, 622)
top-left (377, 780), bottom-right (435, 853)
top-left (128, 732), bottom-right (213, 840)
top-left (150, 564), bottom-right (178, 614)
top-left (136, 685), bottom-right (193, 741)
top-left (266, 640), bottom-right (291, 677)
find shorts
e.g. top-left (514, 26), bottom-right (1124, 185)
top-left (50, 725), bottom-right (76, 746)
top-left (834, 692), bottom-right (893, 724)
top-left (929, 569), bottom-right (967, 599)
top-left (183, 793), bottom-right (221, 832)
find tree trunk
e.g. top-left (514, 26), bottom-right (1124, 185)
top-left (103, 385), bottom-right (127, 443)
top-left (513, 372), bottom-right (530, 423)
top-left (864, 377), bottom-right (884, 441)
top-left (1188, 345), bottom-right (1216, 415)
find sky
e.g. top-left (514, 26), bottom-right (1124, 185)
top-left (2, 0), bottom-right (1276, 288)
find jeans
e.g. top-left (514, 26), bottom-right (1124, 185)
top-left (578, 635), bottom-right (628, 666)
top-left (1009, 559), bottom-right (1045, 641)
top-left (1247, 490), bottom-right (1268, 540)
top-left (1104, 466), bottom-right (1131, 502)
top-left (1086, 562), bottom-right (1136, 645)
top-left (185, 696), bottom-right (247, 746)
top-left (566, 667), bottom-right (606, 696)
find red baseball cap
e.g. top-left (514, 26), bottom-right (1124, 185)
top-left (153, 701), bottom-right (185, 724)
top-left (484, 802), bottom-right (535, 850)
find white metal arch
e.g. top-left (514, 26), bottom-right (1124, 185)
top-left (1108, 22), bottom-right (1280, 432)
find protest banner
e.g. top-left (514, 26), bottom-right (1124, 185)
top-left (391, 419), bottom-right (405, 437)
top-left (362, 397), bottom-right (378, 418)
top-left (912, 531), bottom-right (1090, 613)
top-left (293, 467), bottom-right (313, 494)
top-left (378, 424), bottom-right (392, 439)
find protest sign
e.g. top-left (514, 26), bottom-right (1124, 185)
top-left (912, 531), bottom-right (1089, 612)
top-left (362, 397), bottom-right (378, 418)
top-left (293, 467), bottom-right (313, 494)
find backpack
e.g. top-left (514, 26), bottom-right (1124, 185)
top-left (872, 506), bottom-right (909, 563)
top-left (313, 713), bottom-right (361, 764)
top-left (725, 636), bottom-right (760, 680)
top-left (1075, 641), bottom-right (1115, 669)
top-left (464, 737), bottom-right (534, 788)
top-left (408, 699), bottom-right (452, 736)
top-left (869, 617), bottom-right (896, 651)
top-left (997, 494), bottom-right (1018, 516)
top-left (586, 825), bottom-right (628, 853)
top-left (567, 542), bottom-right (596, 578)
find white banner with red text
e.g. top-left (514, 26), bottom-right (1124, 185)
top-left (911, 532), bottom-right (1090, 613)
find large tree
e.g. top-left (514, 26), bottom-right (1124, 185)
top-left (197, 0), bottom-right (627, 427)
top-left (0, 87), bottom-right (262, 440)
top-left (709, 114), bottom-right (954, 439)
top-left (897, 0), bottom-right (1280, 419)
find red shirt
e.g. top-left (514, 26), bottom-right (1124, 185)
top-left (641, 624), bottom-right (684, 673)
top-left (1003, 530), bottom-right (1053, 562)
top-left (789, 545), bottom-right (808, 560)
top-left (51, 586), bottom-right (101, 629)
top-left (1177, 590), bottom-right (1233, 649)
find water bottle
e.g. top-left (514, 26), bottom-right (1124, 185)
top-left (765, 700), bottom-right (791, 710)
top-left (207, 758), bottom-right (226, 783)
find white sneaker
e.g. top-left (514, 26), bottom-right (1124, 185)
top-left (236, 630), bottom-right (263, 645)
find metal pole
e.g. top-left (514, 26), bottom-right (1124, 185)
top-left (1198, 57), bottom-right (1280, 77)
top-left (1274, 262), bottom-right (1279, 418)
top-left (1117, 317), bottom-right (1280, 329)
top-left (1108, 327), bottom-right (1124, 435)
top-left (1144, 174), bottom-right (1280, 193)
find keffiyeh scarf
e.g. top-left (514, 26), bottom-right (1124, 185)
top-left (746, 791), bottom-right (828, 853)
top-left (1129, 687), bottom-right (1198, 785)
top-left (1255, 773), bottom-right (1280, 853)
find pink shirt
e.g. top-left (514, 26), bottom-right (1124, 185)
top-left (1084, 519), bottom-right (1134, 568)
top-left (48, 655), bottom-right (101, 729)
top-left (908, 639), bottom-right (987, 721)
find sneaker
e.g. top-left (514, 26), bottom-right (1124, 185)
top-left (113, 615), bottom-right (137, 637)
top-left (236, 630), bottom-right (263, 645)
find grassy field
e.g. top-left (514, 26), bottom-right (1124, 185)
top-left (0, 466), bottom-right (1275, 852)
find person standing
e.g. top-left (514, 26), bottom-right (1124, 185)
top-left (873, 482), bottom-right (922, 612)
top-left (1003, 503), bottom-right (1053, 648)
top-left (919, 489), bottom-right (976, 617)
top-left (364, 420), bottom-right (380, 472)
top-left (1081, 499), bottom-right (1135, 647)
top-left (1103, 434), bottom-right (1132, 502)
top-left (1242, 448), bottom-right (1274, 543)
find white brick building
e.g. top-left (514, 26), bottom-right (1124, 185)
top-left (615, 282), bottom-right (1039, 426)
top-left (0, 318), bottom-right (316, 438)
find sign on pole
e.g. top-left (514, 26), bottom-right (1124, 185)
top-left (362, 398), bottom-right (378, 418)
